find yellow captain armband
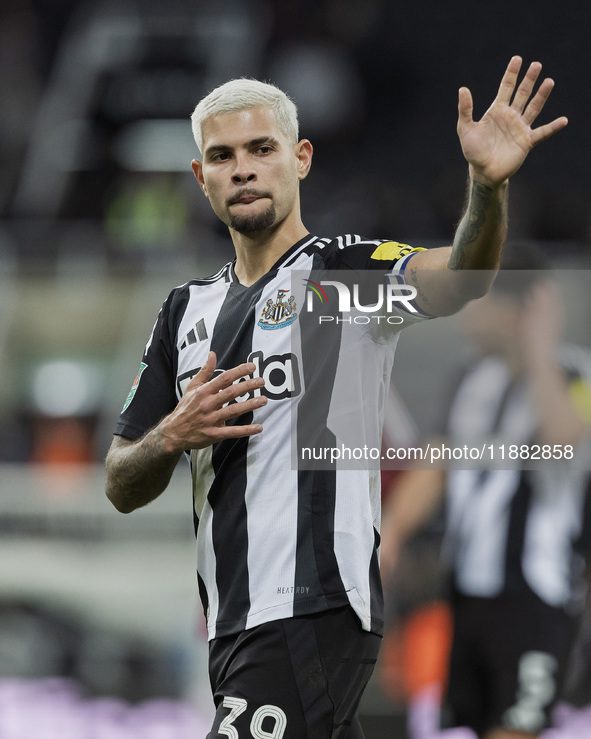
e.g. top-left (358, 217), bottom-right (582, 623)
top-left (370, 241), bottom-right (426, 262)
top-left (569, 378), bottom-right (591, 424)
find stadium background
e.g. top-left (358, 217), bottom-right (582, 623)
top-left (0, 1), bottom-right (590, 736)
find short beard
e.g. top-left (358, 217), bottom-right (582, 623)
top-left (229, 204), bottom-right (276, 234)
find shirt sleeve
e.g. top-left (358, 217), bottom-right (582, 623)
top-left (334, 239), bottom-right (426, 272)
top-left (330, 238), bottom-right (431, 320)
top-left (114, 291), bottom-right (180, 441)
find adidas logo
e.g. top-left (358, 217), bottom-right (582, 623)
top-left (180, 318), bottom-right (208, 349)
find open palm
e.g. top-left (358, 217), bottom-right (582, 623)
top-left (458, 56), bottom-right (568, 188)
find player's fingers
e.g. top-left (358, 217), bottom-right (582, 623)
top-left (495, 55), bottom-right (523, 104)
top-left (209, 362), bottom-right (258, 391)
top-left (511, 61), bottom-right (542, 113)
top-left (217, 376), bottom-right (265, 406)
top-left (522, 77), bottom-right (555, 126)
top-left (530, 115), bottom-right (568, 146)
top-left (212, 422), bottom-right (264, 440)
top-left (184, 351), bottom-right (219, 391)
top-left (185, 358), bottom-right (260, 396)
top-left (218, 394), bottom-right (268, 422)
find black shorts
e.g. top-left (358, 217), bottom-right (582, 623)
top-left (206, 605), bottom-right (381, 739)
top-left (442, 592), bottom-right (579, 736)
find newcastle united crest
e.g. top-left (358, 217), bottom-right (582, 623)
top-left (258, 289), bottom-right (298, 330)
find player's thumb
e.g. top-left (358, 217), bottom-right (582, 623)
top-left (187, 351), bottom-right (217, 390)
top-left (457, 86), bottom-right (474, 128)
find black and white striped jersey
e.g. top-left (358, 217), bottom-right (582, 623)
top-left (115, 233), bottom-right (429, 639)
top-left (443, 348), bottom-right (591, 610)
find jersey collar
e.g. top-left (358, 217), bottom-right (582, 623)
top-left (228, 233), bottom-right (319, 286)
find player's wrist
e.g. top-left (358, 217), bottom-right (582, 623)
top-left (155, 417), bottom-right (185, 457)
top-left (468, 164), bottom-right (509, 192)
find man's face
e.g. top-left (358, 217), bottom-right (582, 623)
top-left (193, 106), bottom-right (306, 235)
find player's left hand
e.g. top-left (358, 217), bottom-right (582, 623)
top-left (457, 56), bottom-right (568, 188)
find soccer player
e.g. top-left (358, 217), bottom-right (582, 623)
top-left (105, 58), bottom-right (567, 738)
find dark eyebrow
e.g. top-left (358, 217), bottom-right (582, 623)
top-left (248, 136), bottom-right (279, 148)
top-left (204, 144), bottom-right (231, 159)
top-left (204, 136), bottom-right (279, 159)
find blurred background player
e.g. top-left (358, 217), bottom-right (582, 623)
top-left (380, 244), bottom-right (591, 739)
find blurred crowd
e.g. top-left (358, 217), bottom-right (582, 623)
top-left (2, 0), bottom-right (591, 254)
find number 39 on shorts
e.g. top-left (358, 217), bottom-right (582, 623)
top-left (218, 696), bottom-right (287, 739)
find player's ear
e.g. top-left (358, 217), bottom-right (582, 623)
top-left (192, 159), bottom-right (208, 197)
top-left (295, 139), bottom-right (313, 180)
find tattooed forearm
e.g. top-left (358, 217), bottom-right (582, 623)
top-left (403, 178), bottom-right (508, 316)
top-left (105, 427), bottom-right (181, 513)
top-left (448, 179), bottom-right (508, 271)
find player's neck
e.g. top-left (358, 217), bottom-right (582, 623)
top-left (231, 218), bottom-right (309, 287)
